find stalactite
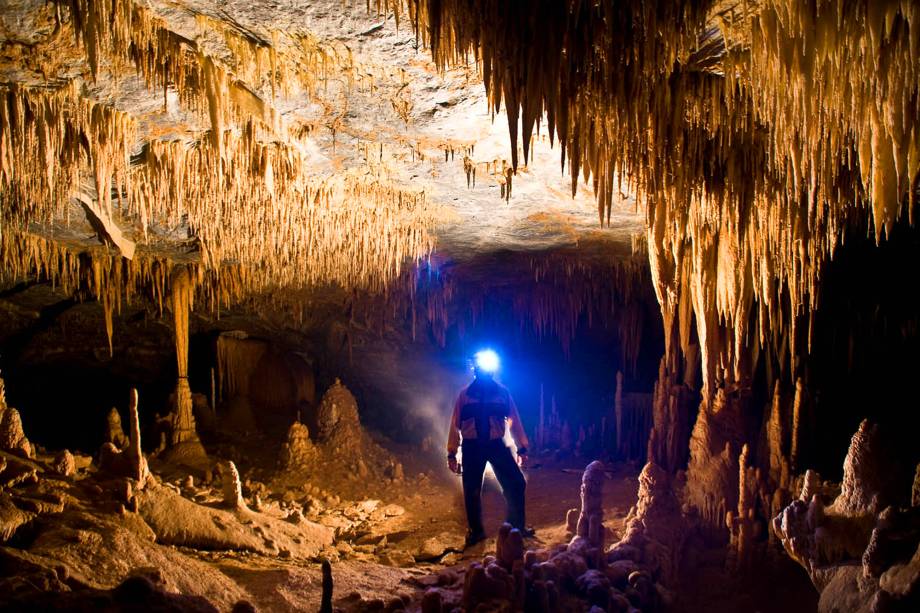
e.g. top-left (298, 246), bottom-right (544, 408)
top-left (409, 0), bottom-right (920, 395)
top-left (0, 83), bottom-right (135, 235)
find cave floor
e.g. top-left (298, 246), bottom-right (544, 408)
top-left (2, 428), bottom-right (818, 612)
top-left (198, 449), bottom-right (643, 610)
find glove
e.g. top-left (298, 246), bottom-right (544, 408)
top-left (448, 455), bottom-right (460, 474)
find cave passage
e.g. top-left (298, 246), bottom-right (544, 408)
top-left (2, 1), bottom-right (920, 612)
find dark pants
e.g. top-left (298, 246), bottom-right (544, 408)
top-left (461, 439), bottom-right (526, 534)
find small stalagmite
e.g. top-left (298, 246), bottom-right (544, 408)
top-left (608, 462), bottom-right (686, 584)
top-left (52, 450), bottom-right (76, 477)
top-left (572, 460), bottom-right (606, 549)
top-left (315, 378), bottom-right (361, 448)
top-left (221, 460), bottom-right (247, 511)
top-left (106, 407), bottom-right (129, 450)
top-left (99, 388), bottom-right (150, 485)
top-left (279, 421), bottom-right (317, 471)
top-left (0, 374), bottom-right (32, 459)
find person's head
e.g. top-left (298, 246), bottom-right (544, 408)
top-left (471, 349), bottom-right (500, 381)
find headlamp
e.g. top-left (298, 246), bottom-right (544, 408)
top-left (473, 349), bottom-right (500, 374)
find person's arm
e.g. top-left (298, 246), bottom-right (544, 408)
top-left (507, 393), bottom-right (530, 457)
top-left (446, 392), bottom-right (462, 473)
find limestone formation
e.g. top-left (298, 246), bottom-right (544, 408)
top-left (105, 408), bottom-right (129, 450)
top-left (51, 450), bottom-right (76, 477)
top-left (159, 267), bottom-right (208, 469)
top-left (728, 445), bottom-right (756, 570)
top-left (98, 389), bottom-right (149, 485)
top-left (608, 462), bottom-right (686, 584)
top-left (315, 379), bottom-right (361, 446)
top-left (685, 388), bottom-right (748, 533)
top-left (449, 462), bottom-right (673, 612)
top-left (647, 356), bottom-right (693, 472)
top-left (0, 405), bottom-right (31, 460)
top-left (774, 421), bottom-right (920, 610)
top-left (838, 420), bottom-right (898, 515)
top-left (0, 375), bottom-right (32, 459)
top-left (279, 421), bottom-right (317, 471)
top-left (221, 461), bottom-right (246, 511)
top-left (573, 461), bottom-right (605, 548)
top-left (168, 267), bottom-right (200, 448)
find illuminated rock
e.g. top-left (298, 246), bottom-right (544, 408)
top-left (98, 389), bottom-right (149, 485)
top-left (315, 379), bottom-right (361, 446)
top-left (0, 374), bottom-right (31, 459)
top-left (105, 407), bottom-right (129, 450)
top-left (279, 421), bottom-right (317, 471)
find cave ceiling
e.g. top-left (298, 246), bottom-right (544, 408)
top-left (0, 0), bottom-right (644, 304)
top-left (1, 0), bottom-right (918, 382)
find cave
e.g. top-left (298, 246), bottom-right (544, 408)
top-left (1, 1), bottom-right (919, 611)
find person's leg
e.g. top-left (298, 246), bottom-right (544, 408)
top-left (461, 443), bottom-right (488, 539)
top-left (488, 443), bottom-right (527, 530)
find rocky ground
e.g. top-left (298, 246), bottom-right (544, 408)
top-left (0, 372), bottom-right (832, 613)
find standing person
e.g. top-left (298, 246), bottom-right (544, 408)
top-left (446, 349), bottom-right (532, 547)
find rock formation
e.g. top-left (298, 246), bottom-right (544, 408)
top-left (279, 421), bottom-right (317, 471)
top-left (453, 462), bottom-right (675, 612)
top-left (51, 450), bottom-right (76, 477)
top-left (0, 374), bottom-right (32, 459)
top-left (608, 462), bottom-right (686, 585)
top-left (314, 378), bottom-right (361, 446)
top-left (684, 387), bottom-right (748, 534)
top-left (221, 461), bottom-right (246, 511)
top-left (163, 267), bottom-right (207, 468)
top-left (573, 460), bottom-right (606, 549)
top-left (105, 407), bottom-right (129, 450)
top-left (773, 420), bottom-right (920, 611)
top-left (98, 388), bottom-right (149, 485)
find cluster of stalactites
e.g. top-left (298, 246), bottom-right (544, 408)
top-left (343, 252), bottom-right (651, 372)
top-left (0, 82), bottom-right (135, 231)
top-left (133, 125), bottom-right (437, 292)
top-left (2, 0), bottom-right (444, 306)
top-left (409, 1), bottom-right (919, 395)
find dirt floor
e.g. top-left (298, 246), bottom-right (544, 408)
top-left (204, 442), bottom-right (644, 611)
top-left (1, 415), bottom-right (818, 612)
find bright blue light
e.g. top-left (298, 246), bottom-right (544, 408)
top-left (474, 349), bottom-right (500, 373)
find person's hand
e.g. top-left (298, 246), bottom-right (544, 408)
top-left (448, 456), bottom-right (460, 474)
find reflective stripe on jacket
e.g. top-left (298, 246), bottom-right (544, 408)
top-left (446, 378), bottom-right (529, 455)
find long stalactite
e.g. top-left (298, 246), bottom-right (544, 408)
top-left (408, 0), bottom-right (920, 393)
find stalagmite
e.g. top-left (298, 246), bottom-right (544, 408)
top-left (791, 378), bottom-right (803, 473)
top-left (647, 356), bottom-right (693, 471)
top-left (52, 450), bottom-right (76, 477)
top-left (221, 461), bottom-right (246, 511)
top-left (280, 421), bottom-right (317, 471)
top-left (99, 388), bottom-right (149, 485)
top-left (728, 444), bottom-right (755, 570)
top-left (0, 374), bottom-right (32, 459)
top-left (774, 420), bottom-right (920, 610)
top-left (105, 407), bottom-right (129, 450)
top-left (315, 379), bottom-right (361, 446)
top-left (572, 461), bottom-right (605, 549)
top-left (608, 462), bottom-right (686, 585)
